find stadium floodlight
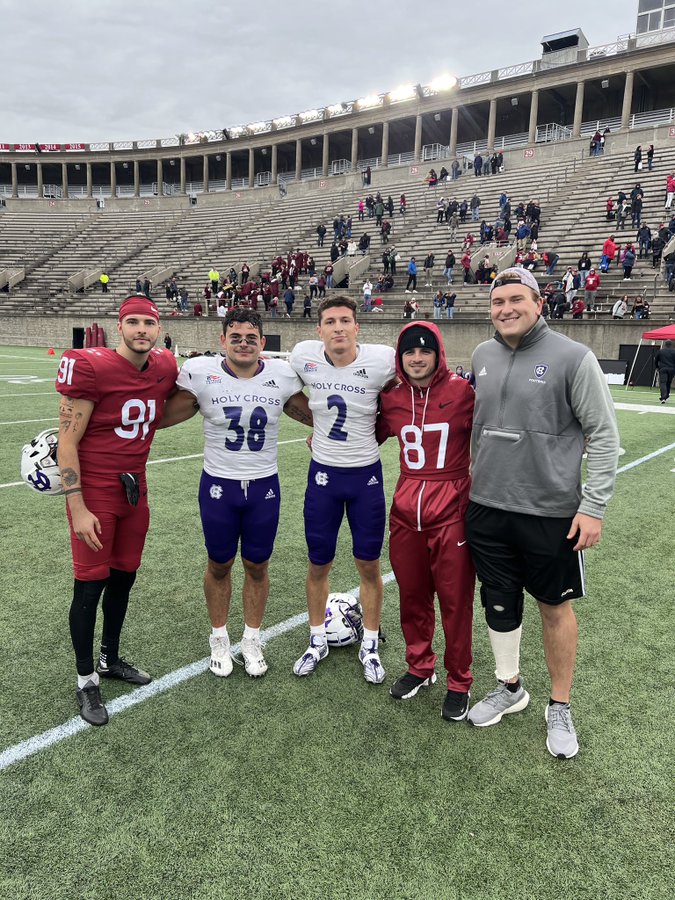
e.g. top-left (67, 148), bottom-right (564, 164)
top-left (248, 120), bottom-right (269, 134)
top-left (429, 74), bottom-right (457, 93)
top-left (228, 126), bottom-right (246, 138)
top-left (298, 108), bottom-right (322, 123)
top-left (388, 84), bottom-right (416, 103)
top-left (273, 115), bottom-right (294, 129)
top-left (326, 102), bottom-right (349, 117)
top-left (355, 94), bottom-right (382, 110)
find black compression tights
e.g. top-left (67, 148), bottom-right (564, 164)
top-left (69, 569), bottom-right (137, 675)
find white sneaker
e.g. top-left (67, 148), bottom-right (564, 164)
top-left (359, 640), bottom-right (386, 684)
top-left (293, 636), bottom-right (329, 676)
top-left (209, 634), bottom-right (233, 677)
top-left (233, 635), bottom-right (268, 678)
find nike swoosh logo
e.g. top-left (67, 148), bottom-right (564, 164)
top-left (457, 540), bottom-right (467, 547)
top-left (439, 401), bottom-right (452, 409)
top-left (157, 376), bottom-right (166, 383)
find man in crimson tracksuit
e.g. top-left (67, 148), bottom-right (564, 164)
top-left (377, 322), bottom-right (476, 721)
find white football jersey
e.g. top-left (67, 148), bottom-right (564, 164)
top-left (290, 341), bottom-right (396, 467)
top-left (177, 356), bottom-right (303, 479)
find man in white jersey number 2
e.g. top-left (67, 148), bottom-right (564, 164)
top-left (161, 309), bottom-right (312, 677)
top-left (290, 297), bottom-right (396, 683)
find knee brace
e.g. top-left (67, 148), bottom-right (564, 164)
top-left (481, 585), bottom-right (524, 633)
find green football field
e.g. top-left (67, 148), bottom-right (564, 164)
top-left (0, 346), bottom-right (673, 900)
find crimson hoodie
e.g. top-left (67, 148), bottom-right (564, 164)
top-left (377, 321), bottom-right (474, 531)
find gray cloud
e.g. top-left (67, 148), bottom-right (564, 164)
top-left (2, 0), bottom-right (639, 143)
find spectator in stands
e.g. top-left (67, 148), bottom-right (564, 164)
top-left (316, 223), bottom-right (326, 247)
top-left (444, 291), bottom-right (457, 319)
top-left (423, 253), bottom-right (435, 286)
top-left (426, 169), bottom-right (438, 187)
top-left (634, 146), bottom-right (642, 173)
top-left (436, 197), bottom-right (446, 223)
top-left (612, 297), bottom-right (628, 319)
top-left (637, 223), bottom-right (652, 259)
top-left (357, 234), bottom-right (370, 254)
top-left (461, 251), bottom-right (472, 283)
top-left (283, 286), bottom-right (295, 317)
top-left (439, 166), bottom-right (449, 183)
top-left (572, 296), bottom-right (585, 319)
top-left (180, 287), bottom-right (189, 312)
top-left (385, 196), bottom-right (394, 218)
top-left (459, 199), bottom-right (469, 224)
top-left (451, 159), bottom-right (461, 180)
top-left (317, 274), bottom-right (326, 298)
top-left (449, 211), bottom-right (460, 239)
top-left (606, 197), bottom-right (614, 221)
top-left (601, 236), bottom-right (617, 271)
top-left (443, 250), bottom-right (455, 285)
top-left (622, 245), bottom-right (636, 280)
top-left (324, 263), bottom-right (334, 288)
top-left (193, 301), bottom-right (203, 317)
top-left (631, 195), bottom-right (643, 228)
top-left (433, 290), bottom-right (445, 319)
top-left (577, 252), bottom-right (592, 287)
top-left (374, 197), bottom-right (385, 226)
top-left (362, 279), bottom-right (373, 312)
top-left (208, 268), bottom-right (219, 294)
top-left (381, 220), bottom-right (391, 244)
top-left (389, 248), bottom-right (398, 275)
top-left (135, 277), bottom-right (142, 294)
top-left (665, 173), bottom-right (675, 210)
top-left (308, 274), bottom-right (319, 299)
top-left (562, 268), bottom-right (577, 307)
top-left (100, 273), bottom-right (109, 293)
top-left (647, 144), bottom-right (654, 171)
top-left (164, 334), bottom-right (172, 351)
top-left (357, 199), bottom-right (365, 221)
top-left (473, 153), bottom-right (483, 176)
top-left (241, 261), bottom-right (250, 284)
top-left (399, 194), bottom-right (407, 215)
top-left (470, 193), bottom-right (481, 222)
top-left (584, 269), bottom-right (601, 307)
top-left (631, 296), bottom-right (646, 320)
top-left (462, 233), bottom-right (475, 252)
top-left (143, 278), bottom-right (152, 299)
top-left (405, 257), bottom-right (418, 293)
top-left (617, 200), bottom-right (629, 230)
top-left (365, 195), bottom-right (375, 218)
top-left (303, 294), bottom-right (312, 319)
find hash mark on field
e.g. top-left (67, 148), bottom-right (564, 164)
top-left (0, 573), bottom-right (396, 772)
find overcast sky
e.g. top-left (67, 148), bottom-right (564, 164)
top-left (2, 0), bottom-right (639, 144)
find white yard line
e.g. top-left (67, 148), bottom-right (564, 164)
top-left (0, 417), bottom-right (58, 427)
top-left (0, 573), bottom-right (396, 772)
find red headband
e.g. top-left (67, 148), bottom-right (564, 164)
top-left (118, 296), bottom-right (160, 322)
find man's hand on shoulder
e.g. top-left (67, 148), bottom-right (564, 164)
top-left (567, 513), bottom-right (603, 551)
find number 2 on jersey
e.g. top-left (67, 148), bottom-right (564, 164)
top-left (326, 394), bottom-right (348, 442)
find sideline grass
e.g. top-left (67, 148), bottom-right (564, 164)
top-left (0, 347), bottom-right (672, 900)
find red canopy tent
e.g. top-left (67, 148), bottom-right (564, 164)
top-left (626, 324), bottom-right (675, 388)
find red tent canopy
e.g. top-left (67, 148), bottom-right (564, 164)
top-left (642, 325), bottom-right (675, 340)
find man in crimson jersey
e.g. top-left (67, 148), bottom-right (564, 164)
top-left (55, 296), bottom-right (178, 726)
top-left (377, 322), bottom-right (476, 721)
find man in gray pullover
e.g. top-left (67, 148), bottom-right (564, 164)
top-left (465, 267), bottom-right (619, 759)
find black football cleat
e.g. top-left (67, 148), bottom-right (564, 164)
top-left (76, 680), bottom-right (109, 726)
top-left (97, 657), bottom-right (152, 686)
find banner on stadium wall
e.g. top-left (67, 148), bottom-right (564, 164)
top-left (9, 143), bottom-right (85, 152)
top-left (0, 143), bottom-right (10, 152)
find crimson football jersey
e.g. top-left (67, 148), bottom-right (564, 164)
top-left (55, 347), bottom-right (178, 486)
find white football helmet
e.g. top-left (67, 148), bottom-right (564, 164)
top-left (20, 428), bottom-right (64, 496)
top-left (324, 593), bottom-right (364, 647)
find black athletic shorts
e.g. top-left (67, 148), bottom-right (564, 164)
top-left (465, 501), bottom-right (585, 605)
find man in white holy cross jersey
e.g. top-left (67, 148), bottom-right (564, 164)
top-left (290, 296), bottom-right (396, 683)
top-left (161, 309), bottom-right (312, 678)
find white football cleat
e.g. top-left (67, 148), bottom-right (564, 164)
top-left (232, 635), bottom-right (268, 678)
top-left (359, 640), bottom-right (386, 684)
top-left (209, 634), bottom-right (233, 677)
top-left (293, 636), bottom-right (329, 676)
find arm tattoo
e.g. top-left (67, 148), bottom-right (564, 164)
top-left (284, 401), bottom-right (313, 426)
top-left (61, 467), bottom-right (79, 488)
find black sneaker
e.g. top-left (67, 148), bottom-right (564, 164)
top-left (97, 657), bottom-right (152, 686)
top-left (441, 690), bottom-right (470, 722)
top-left (390, 671), bottom-right (437, 700)
top-left (76, 680), bottom-right (109, 726)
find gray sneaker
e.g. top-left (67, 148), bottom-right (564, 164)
top-left (467, 681), bottom-right (530, 727)
top-left (545, 703), bottom-right (579, 759)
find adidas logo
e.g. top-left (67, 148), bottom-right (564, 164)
top-left (367, 476), bottom-right (379, 486)
top-left (265, 489), bottom-right (276, 500)
top-left (262, 379), bottom-right (278, 388)
top-left (353, 368), bottom-right (368, 379)
top-left (478, 366), bottom-right (487, 376)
